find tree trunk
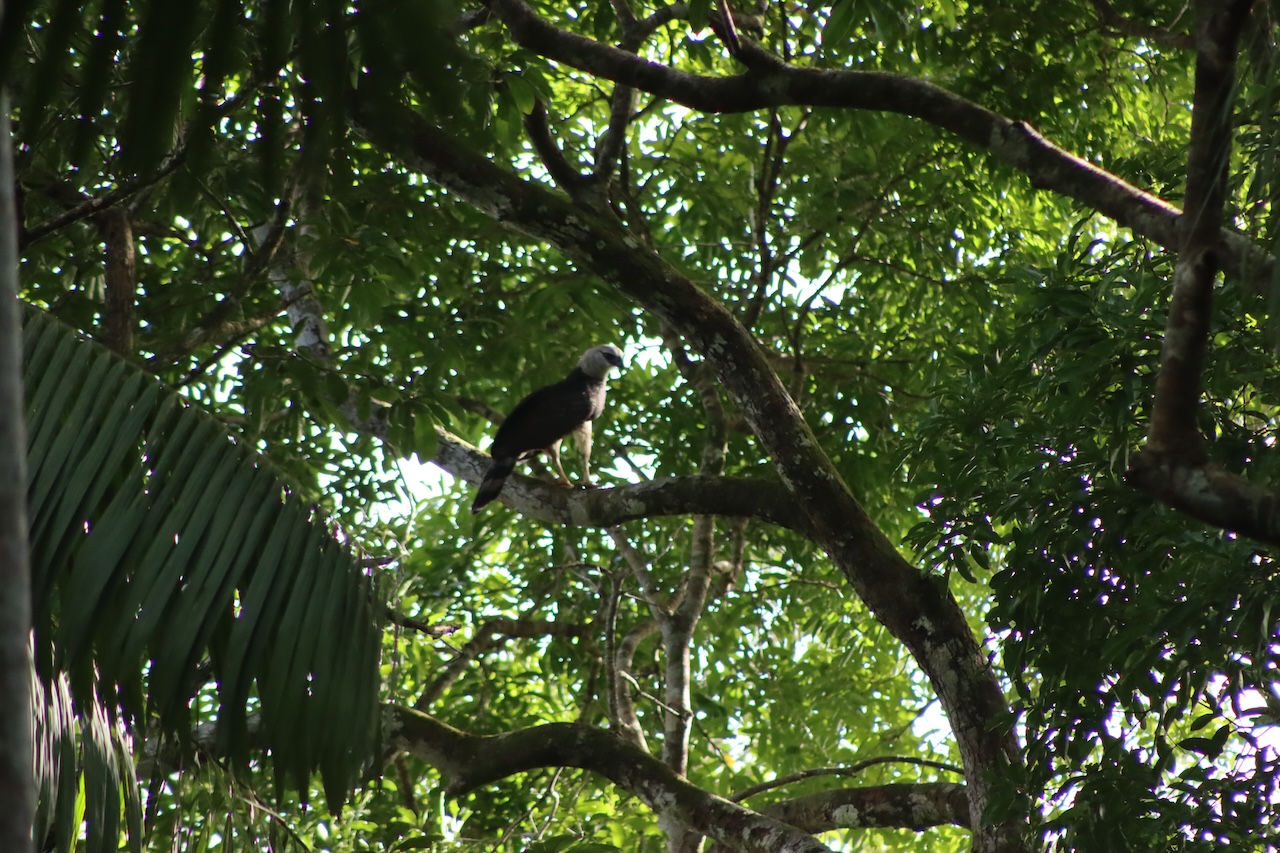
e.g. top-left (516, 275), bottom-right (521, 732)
top-left (0, 87), bottom-right (34, 853)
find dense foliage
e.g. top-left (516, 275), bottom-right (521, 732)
top-left (7, 0), bottom-right (1280, 851)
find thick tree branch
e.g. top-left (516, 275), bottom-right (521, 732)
top-left (482, 0), bottom-right (1273, 292)
top-left (1127, 0), bottom-right (1280, 542)
top-left (1144, 0), bottom-right (1255, 458)
top-left (1126, 459), bottom-right (1280, 542)
top-left (614, 617), bottom-right (658, 750)
top-left (663, 335), bottom-right (726, 789)
top-left (758, 782), bottom-right (972, 833)
top-left (99, 207), bottom-right (136, 356)
top-left (136, 712), bottom-right (265, 779)
top-left (387, 708), bottom-right (836, 853)
top-left (265, 190), bottom-right (331, 361)
top-left (708, 782), bottom-right (971, 852)
top-left (433, 426), bottom-right (808, 532)
top-left (354, 99), bottom-right (1025, 853)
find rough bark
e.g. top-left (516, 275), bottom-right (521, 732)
top-left (99, 207), bottom-right (136, 356)
top-left (612, 617), bottom-right (658, 750)
top-left (1128, 0), bottom-right (1272, 540)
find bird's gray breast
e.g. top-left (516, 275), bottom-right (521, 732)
top-left (583, 378), bottom-right (607, 421)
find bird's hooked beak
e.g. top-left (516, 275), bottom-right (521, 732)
top-left (604, 349), bottom-right (624, 369)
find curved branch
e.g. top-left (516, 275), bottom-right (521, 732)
top-left (592, 82), bottom-right (634, 182)
top-left (522, 100), bottom-right (590, 194)
top-left (269, 191), bottom-right (332, 360)
top-left (614, 617), bottom-right (658, 750)
top-left (708, 782), bottom-right (972, 852)
top-left (602, 570), bottom-right (627, 741)
top-left (1126, 456), bottom-right (1280, 544)
top-left (432, 426), bottom-right (809, 532)
top-left (483, 0), bottom-right (1273, 291)
top-left (662, 335), bottom-right (726, 784)
top-left (388, 707), bottom-right (835, 853)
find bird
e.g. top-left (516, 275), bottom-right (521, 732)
top-left (471, 344), bottom-right (625, 513)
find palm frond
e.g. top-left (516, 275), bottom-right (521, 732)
top-left (4, 0), bottom-right (483, 176)
top-left (23, 307), bottom-right (382, 826)
top-left (32, 667), bottom-right (142, 853)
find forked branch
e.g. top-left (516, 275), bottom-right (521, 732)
top-left (480, 0), bottom-right (1273, 291)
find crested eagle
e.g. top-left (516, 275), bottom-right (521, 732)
top-left (471, 344), bottom-right (625, 512)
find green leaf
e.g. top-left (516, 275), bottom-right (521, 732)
top-left (824, 0), bottom-right (860, 48)
top-left (687, 0), bottom-right (712, 31)
top-left (505, 74), bottom-right (539, 116)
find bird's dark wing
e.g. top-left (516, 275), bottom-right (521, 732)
top-left (490, 374), bottom-right (598, 457)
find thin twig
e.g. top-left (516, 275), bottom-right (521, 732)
top-left (384, 608), bottom-right (459, 638)
top-left (618, 670), bottom-right (686, 717)
top-left (731, 756), bottom-right (965, 802)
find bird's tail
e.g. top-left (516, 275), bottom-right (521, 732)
top-left (471, 455), bottom-right (517, 513)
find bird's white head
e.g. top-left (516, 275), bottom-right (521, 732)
top-left (579, 344), bottom-right (624, 379)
